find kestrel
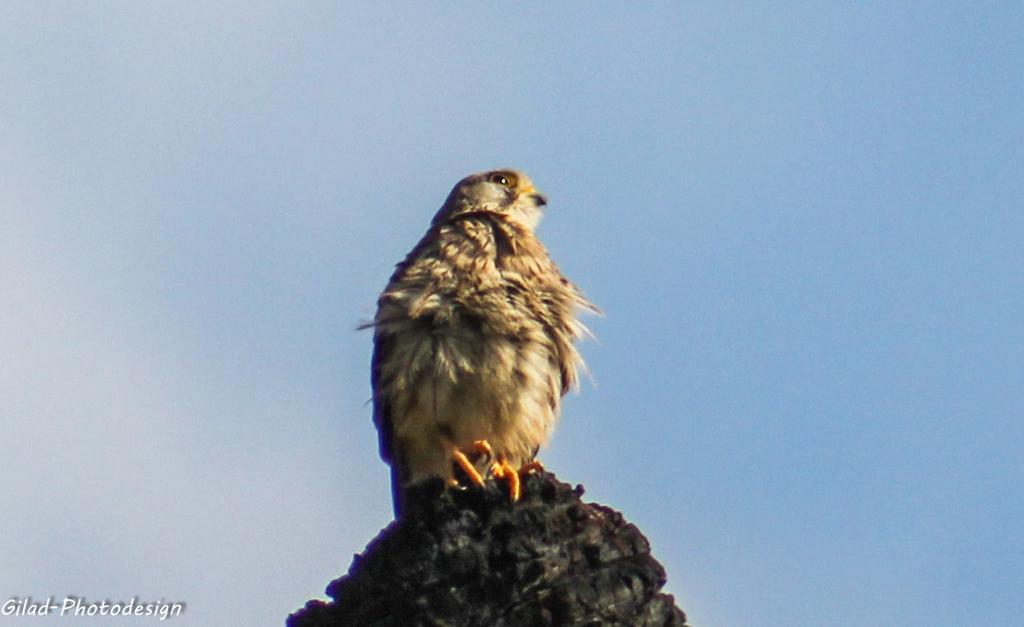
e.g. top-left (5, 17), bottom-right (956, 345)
top-left (366, 169), bottom-right (595, 516)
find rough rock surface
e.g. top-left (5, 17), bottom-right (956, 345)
top-left (288, 471), bottom-right (687, 627)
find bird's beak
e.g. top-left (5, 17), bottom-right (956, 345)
top-left (521, 186), bottom-right (547, 207)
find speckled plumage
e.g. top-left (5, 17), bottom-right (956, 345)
top-left (367, 170), bottom-right (595, 516)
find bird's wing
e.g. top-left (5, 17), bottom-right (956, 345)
top-left (369, 328), bottom-right (394, 463)
top-left (370, 325), bottom-right (407, 516)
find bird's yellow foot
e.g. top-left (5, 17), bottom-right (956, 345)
top-left (519, 460), bottom-right (544, 476)
top-left (452, 448), bottom-right (485, 487)
top-left (490, 458), bottom-right (521, 502)
top-left (451, 440), bottom-right (494, 487)
top-left (467, 439), bottom-right (494, 462)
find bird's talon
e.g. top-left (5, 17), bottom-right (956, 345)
top-left (452, 449), bottom-right (486, 486)
top-left (490, 458), bottom-right (521, 502)
top-left (519, 461), bottom-right (544, 476)
top-left (505, 461), bottom-right (521, 502)
top-left (468, 439), bottom-right (494, 463)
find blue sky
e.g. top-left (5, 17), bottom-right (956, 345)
top-left (1, 3), bottom-right (1021, 626)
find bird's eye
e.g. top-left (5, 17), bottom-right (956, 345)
top-left (489, 172), bottom-right (516, 187)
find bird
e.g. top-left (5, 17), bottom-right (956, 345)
top-left (365, 169), bottom-right (596, 517)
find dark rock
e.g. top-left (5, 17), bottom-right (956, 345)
top-left (288, 471), bottom-right (688, 627)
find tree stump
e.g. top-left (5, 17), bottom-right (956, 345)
top-left (288, 471), bottom-right (688, 627)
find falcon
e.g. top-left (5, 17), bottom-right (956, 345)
top-left (366, 169), bottom-right (595, 516)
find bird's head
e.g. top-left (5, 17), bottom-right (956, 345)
top-left (432, 169), bottom-right (548, 231)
